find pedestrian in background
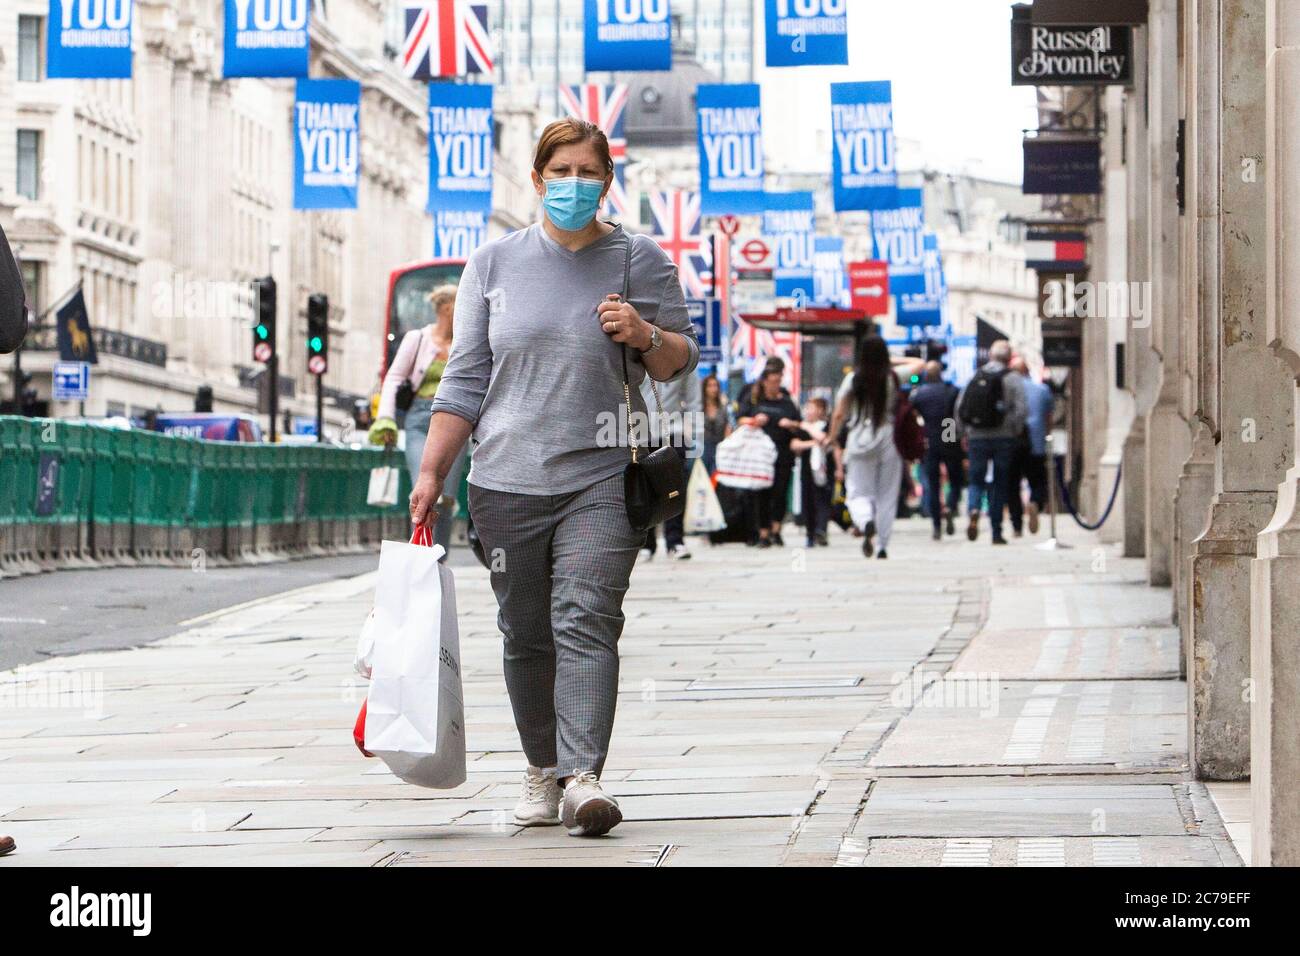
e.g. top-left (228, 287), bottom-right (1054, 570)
top-left (370, 284), bottom-right (468, 559)
top-left (910, 361), bottom-right (966, 540)
top-left (830, 336), bottom-right (903, 559)
top-left (408, 117), bottom-right (700, 837)
top-left (791, 396), bottom-right (833, 548)
top-left (957, 339), bottom-right (1028, 545)
top-left (700, 373), bottom-right (732, 476)
top-left (639, 369), bottom-right (702, 561)
top-left (1008, 356), bottom-right (1055, 535)
top-left (735, 356), bottom-right (802, 547)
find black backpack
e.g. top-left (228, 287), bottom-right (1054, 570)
top-left (958, 367), bottom-right (1008, 429)
top-left (0, 223), bottom-right (28, 355)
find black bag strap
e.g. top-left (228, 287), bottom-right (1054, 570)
top-left (619, 234), bottom-right (663, 463)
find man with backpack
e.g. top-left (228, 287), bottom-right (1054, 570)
top-left (956, 340), bottom-right (1028, 545)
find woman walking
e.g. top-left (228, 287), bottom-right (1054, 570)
top-left (408, 117), bottom-right (699, 837)
top-left (735, 357), bottom-right (802, 546)
top-left (370, 285), bottom-right (468, 559)
top-left (830, 336), bottom-right (903, 559)
top-left (700, 373), bottom-right (731, 476)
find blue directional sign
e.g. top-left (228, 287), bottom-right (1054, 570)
top-left (686, 297), bottom-right (725, 364)
top-left (53, 361), bottom-right (90, 401)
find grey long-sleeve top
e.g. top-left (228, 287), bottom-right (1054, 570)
top-left (431, 223), bottom-right (700, 495)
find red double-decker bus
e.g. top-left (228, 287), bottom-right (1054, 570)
top-left (380, 257), bottom-right (468, 375)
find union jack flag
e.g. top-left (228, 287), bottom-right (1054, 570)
top-left (402, 2), bottom-right (494, 80)
top-left (558, 84), bottom-right (629, 218)
top-left (731, 322), bottom-right (802, 396)
top-left (649, 191), bottom-right (712, 299)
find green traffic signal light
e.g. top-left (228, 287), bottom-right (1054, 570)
top-left (910, 374), bottom-right (921, 385)
top-left (309, 336), bottom-right (323, 353)
top-left (256, 325), bottom-right (269, 340)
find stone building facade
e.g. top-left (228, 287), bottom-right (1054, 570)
top-left (0, 0), bottom-right (537, 434)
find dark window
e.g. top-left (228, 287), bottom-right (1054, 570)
top-left (17, 130), bottom-right (41, 200)
top-left (18, 15), bottom-right (43, 82)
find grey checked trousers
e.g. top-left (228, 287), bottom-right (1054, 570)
top-left (468, 473), bottom-right (643, 777)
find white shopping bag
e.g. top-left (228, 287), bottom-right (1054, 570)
top-left (353, 609), bottom-right (376, 679)
top-left (363, 526), bottom-right (466, 789)
top-left (683, 458), bottom-right (726, 534)
top-left (367, 466), bottom-right (400, 507)
top-left (714, 426), bottom-right (778, 490)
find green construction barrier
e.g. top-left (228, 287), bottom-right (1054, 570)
top-left (0, 417), bottom-right (409, 570)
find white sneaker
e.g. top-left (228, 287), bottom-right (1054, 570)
top-left (514, 766), bottom-right (562, 827)
top-left (667, 543), bottom-right (692, 560)
top-left (561, 771), bottom-right (623, 837)
top-left (638, 547), bottom-right (655, 562)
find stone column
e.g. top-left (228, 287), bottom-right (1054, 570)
top-left (1123, 19), bottom-right (1155, 561)
top-left (1189, 0), bottom-right (1294, 782)
top-left (1173, 0), bottom-right (1217, 637)
top-left (1251, 0), bottom-right (1300, 866)
top-left (1144, 0), bottom-right (1191, 588)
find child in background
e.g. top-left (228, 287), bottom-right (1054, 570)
top-left (792, 397), bottom-right (834, 548)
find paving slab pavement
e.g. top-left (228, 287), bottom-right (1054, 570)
top-left (0, 516), bottom-right (1239, 866)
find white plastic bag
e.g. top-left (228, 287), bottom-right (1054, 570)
top-left (683, 458), bottom-right (726, 534)
top-left (354, 609), bottom-right (376, 679)
top-left (714, 425), bottom-right (777, 490)
top-left (363, 528), bottom-right (466, 789)
top-left (367, 466), bottom-right (400, 507)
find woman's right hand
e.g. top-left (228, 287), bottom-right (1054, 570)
top-left (409, 472), bottom-right (445, 530)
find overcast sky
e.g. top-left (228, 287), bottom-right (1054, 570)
top-left (757, 0), bottom-right (1038, 183)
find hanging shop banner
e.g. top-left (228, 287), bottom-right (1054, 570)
top-left (1023, 137), bottom-right (1101, 195)
top-left (584, 0), bottom-right (672, 72)
top-left (870, 188), bottom-right (927, 296)
top-left (686, 298), bottom-right (725, 365)
top-left (812, 237), bottom-right (850, 309)
top-left (427, 83), bottom-right (493, 213)
top-left (697, 84), bottom-right (765, 216)
top-left (762, 192), bottom-right (815, 301)
top-left (47, 0), bottom-right (134, 78)
top-left (831, 81), bottom-right (898, 212)
top-left (293, 79), bottom-right (360, 210)
top-left (847, 260), bottom-right (889, 316)
top-left (895, 233), bottom-right (946, 328)
top-left (1025, 229), bottom-right (1088, 272)
top-left (764, 0), bottom-right (848, 68)
top-left (1010, 5), bottom-right (1131, 87)
top-left (402, 2), bottom-right (494, 79)
top-left (433, 209), bottom-right (488, 258)
top-left (222, 0), bottom-right (310, 78)
top-left (56, 289), bottom-right (99, 364)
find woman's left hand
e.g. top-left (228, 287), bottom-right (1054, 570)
top-left (597, 294), bottom-right (653, 350)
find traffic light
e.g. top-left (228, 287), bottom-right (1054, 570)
top-left (252, 276), bottom-right (277, 364)
top-left (306, 293), bottom-right (329, 376)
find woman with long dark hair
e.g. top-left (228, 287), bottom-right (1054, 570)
top-left (407, 117), bottom-right (700, 836)
top-left (700, 373), bottom-right (731, 476)
top-left (830, 336), bottom-right (903, 559)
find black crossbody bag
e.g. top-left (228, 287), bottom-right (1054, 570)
top-left (617, 238), bottom-right (685, 532)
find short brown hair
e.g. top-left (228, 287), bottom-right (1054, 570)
top-left (532, 117), bottom-right (614, 177)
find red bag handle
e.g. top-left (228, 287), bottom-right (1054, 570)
top-left (410, 524), bottom-right (434, 548)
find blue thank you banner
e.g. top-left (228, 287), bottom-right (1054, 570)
top-left (47, 0), bottom-right (133, 78)
top-left (293, 79), bottom-right (360, 210)
top-left (831, 81), bottom-right (898, 211)
top-left (427, 83), bottom-right (494, 213)
top-left (223, 0), bottom-right (310, 78)
top-left (584, 0), bottom-right (671, 72)
top-left (812, 237), bottom-right (850, 309)
top-left (871, 188), bottom-right (926, 296)
top-left (895, 233), bottom-right (946, 327)
top-left (762, 192), bottom-right (815, 301)
top-left (764, 0), bottom-right (848, 67)
top-left (434, 209), bottom-right (488, 258)
top-left (697, 84), bottom-right (765, 216)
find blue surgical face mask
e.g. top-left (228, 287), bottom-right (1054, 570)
top-left (542, 176), bottom-right (606, 231)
